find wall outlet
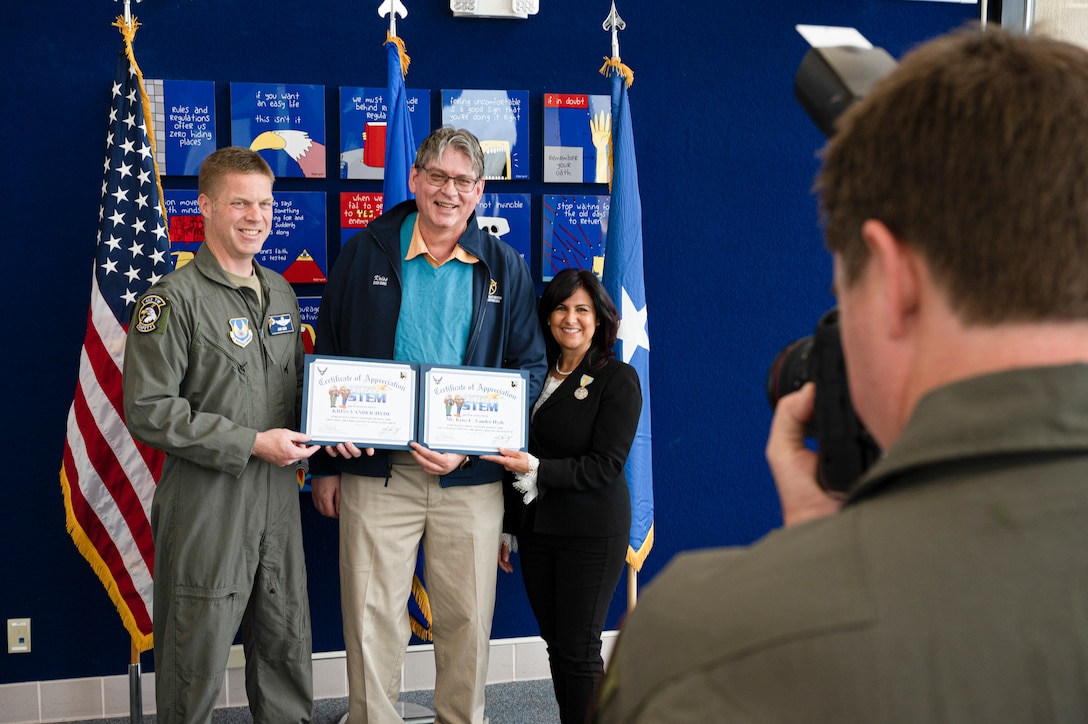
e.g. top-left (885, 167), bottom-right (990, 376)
top-left (8, 618), bottom-right (31, 654)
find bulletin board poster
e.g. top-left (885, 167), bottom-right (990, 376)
top-left (146, 79), bottom-right (217, 177)
top-left (543, 93), bottom-right (611, 184)
top-left (542, 195), bottom-right (610, 281)
top-left (475, 193), bottom-right (531, 264)
top-left (340, 87), bottom-right (431, 180)
top-left (269, 192), bottom-right (328, 283)
top-left (340, 192), bottom-right (385, 246)
top-left (162, 189), bottom-right (328, 283)
top-left (441, 90), bottom-right (529, 181)
top-left (162, 190), bottom-right (205, 269)
top-left (298, 295), bottom-right (320, 354)
top-left (231, 82), bottom-right (327, 179)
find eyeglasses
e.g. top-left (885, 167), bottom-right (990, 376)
top-left (417, 166), bottom-right (480, 192)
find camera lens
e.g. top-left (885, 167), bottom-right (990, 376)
top-left (766, 336), bottom-right (814, 410)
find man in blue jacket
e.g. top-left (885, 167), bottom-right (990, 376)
top-left (311, 126), bottom-right (546, 724)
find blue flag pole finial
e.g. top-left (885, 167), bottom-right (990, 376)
top-left (603, 1), bottom-right (625, 60)
top-left (378, 0), bottom-right (408, 38)
top-left (600, 4), bottom-right (634, 89)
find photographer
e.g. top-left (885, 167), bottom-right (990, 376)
top-left (592, 27), bottom-right (1088, 722)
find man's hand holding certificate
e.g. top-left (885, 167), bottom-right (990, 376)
top-left (301, 356), bottom-right (418, 448)
top-left (301, 357), bottom-right (529, 454)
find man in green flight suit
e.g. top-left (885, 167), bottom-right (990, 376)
top-left (124, 146), bottom-right (319, 723)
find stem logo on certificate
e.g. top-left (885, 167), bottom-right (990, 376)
top-left (302, 355), bottom-right (418, 449)
top-left (420, 365), bottom-right (530, 454)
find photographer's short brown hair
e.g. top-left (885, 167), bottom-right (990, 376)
top-left (818, 28), bottom-right (1088, 324)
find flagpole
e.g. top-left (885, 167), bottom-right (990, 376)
top-left (117, 0), bottom-right (141, 28)
top-left (129, 638), bottom-right (143, 723)
top-left (378, 0), bottom-right (408, 39)
top-left (601, 2), bottom-right (653, 615)
top-left (604, 1), bottom-right (624, 60)
top-left (119, 8), bottom-right (148, 719)
top-left (603, 0), bottom-right (640, 612)
top-left (70, 10), bottom-right (159, 724)
top-left (336, 13), bottom-right (429, 722)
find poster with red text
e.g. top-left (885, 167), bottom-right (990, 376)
top-left (543, 93), bottom-right (611, 184)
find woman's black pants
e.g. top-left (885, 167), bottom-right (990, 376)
top-left (518, 529), bottom-right (628, 724)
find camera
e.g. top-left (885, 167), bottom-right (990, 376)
top-left (764, 33), bottom-right (896, 492)
top-left (794, 43), bottom-right (897, 138)
top-left (766, 308), bottom-right (880, 493)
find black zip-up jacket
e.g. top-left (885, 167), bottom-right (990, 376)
top-left (311, 199), bottom-right (547, 485)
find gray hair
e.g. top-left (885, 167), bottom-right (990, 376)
top-left (414, 126), bottom-right (484, 179)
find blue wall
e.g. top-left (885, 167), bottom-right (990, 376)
top-left (1, 0), bottom-right (975, 684)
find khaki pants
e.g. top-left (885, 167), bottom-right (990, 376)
top-left (339, 452), bottom-right (503, 724)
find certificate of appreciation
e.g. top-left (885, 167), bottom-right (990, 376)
top-left (301, 355), bottom-right (418, 449)
top-left (419, 365), bottom-right (530, 454)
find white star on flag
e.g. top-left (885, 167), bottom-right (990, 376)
top-left (617, 286), bottom-right (650, 364)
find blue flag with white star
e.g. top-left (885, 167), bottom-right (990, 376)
top-left (383, 33), bottom-right (430, 641)
top-left (382, 38), bottom-right (415, 209)
top-left (602, 64), bottom-right (654, 570)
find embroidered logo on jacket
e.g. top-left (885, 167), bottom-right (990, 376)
top-left (134, 295), bottom-right (166, 333)
top-left (267, 314), bottom-right (294, 335)
top-left (229, 318), bottom-right (254, 348)
top-left (487, 278), bottom-right (502, 304)
top-left (373, 274), bottom-right (389, 287)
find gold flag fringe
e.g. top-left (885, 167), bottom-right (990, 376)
top-left (599, 57), bottom-right (635, 190)
top-left (60, 464), bottom-right (154, 652)
top-left (599, 56), bottom-right (634, 88)
top-left (626, 522), bottom-right (654, 572)
top-left (113, 15), bottom-right (170, 238)
top-left (410, 575), bottom-right (433, 641)
top-left (386, 32), bottom-right (411, 80)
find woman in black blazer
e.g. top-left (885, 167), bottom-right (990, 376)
top-left (483, 268), bottom-right (642, 724)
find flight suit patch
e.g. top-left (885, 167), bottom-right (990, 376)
top-left (134, 295), bottom-right (168, 334)
top-left (229, 318), bottom-right (254, 348)
top-left (268, 313), bottom-right (294, 335)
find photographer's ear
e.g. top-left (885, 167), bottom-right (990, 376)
top-left (861, 219), bottom-right (922, 341)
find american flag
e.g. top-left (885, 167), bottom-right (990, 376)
top-left (59, 17), bottom-right (172, 653)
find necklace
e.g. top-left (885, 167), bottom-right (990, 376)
top-left (555, 358), bottom-right (578, 376)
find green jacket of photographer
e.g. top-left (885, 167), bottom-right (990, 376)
top-left (594, 364), bottom-right (1088, 723)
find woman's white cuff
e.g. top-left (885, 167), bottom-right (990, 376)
top-left (511, 454), bottom-right (540, 504)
